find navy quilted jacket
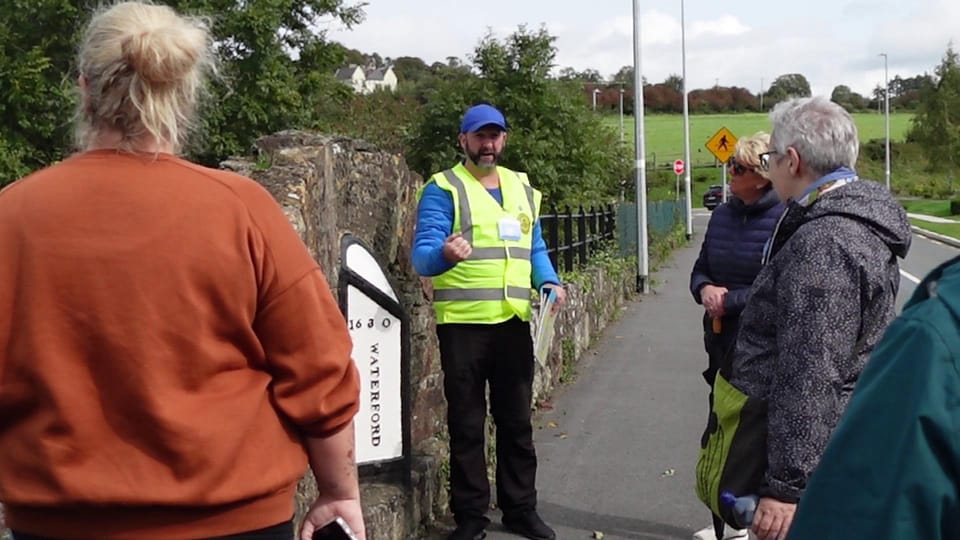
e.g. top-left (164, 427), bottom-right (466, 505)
top-left (690, 188), bottom-right (785, 316)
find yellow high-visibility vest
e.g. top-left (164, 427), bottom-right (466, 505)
top-left (419, 162), bottom-right (542, 324)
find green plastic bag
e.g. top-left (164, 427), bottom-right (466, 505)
top-left (695, 373), bottom-right (768, 526)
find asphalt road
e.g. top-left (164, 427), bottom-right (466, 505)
top-left (438, 212), bottom-right (958, 540)
top-left (897, 227), bottom-right (960, 310)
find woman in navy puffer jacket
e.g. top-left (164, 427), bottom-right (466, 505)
top-left (690, 132), bottom-right (785, 387)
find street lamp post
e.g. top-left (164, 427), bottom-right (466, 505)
top-left (880, 53), bottom-right (891, 191)
top-left (680, 0), bottom-right (692, 240)
top-left (632, 0), bottom-right (649, 293)
top-left (759, 77), bottom-right (764, 111)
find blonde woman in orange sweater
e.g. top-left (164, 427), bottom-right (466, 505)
top-left (0, 2), bottom-right (363, 539)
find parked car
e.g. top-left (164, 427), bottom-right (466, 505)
top-left (703, 185), bottom-right (725, 210)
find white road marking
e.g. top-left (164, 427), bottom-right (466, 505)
top-left (900, 269), bottom-right (921, 284)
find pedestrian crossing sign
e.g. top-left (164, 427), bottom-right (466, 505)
top-left (705, 127), bottom-right (738, 163)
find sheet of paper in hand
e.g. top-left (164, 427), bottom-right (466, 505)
top-left (534, 287), bottom-right (558, 367)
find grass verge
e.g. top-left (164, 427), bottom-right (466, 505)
top-left (901, 199), bottom-right (959, 219)
top-left (910, 217), bottom-right (960, 239)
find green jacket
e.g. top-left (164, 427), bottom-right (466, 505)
top-left (788, 255), bottom-right (960, 540)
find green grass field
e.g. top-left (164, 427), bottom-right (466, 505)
top-left (901, 199), bottom-right (958, 218)
top-left (909, 217), bottom-right (960, 239)
top-left (603, 112), bottom-right (914, 168)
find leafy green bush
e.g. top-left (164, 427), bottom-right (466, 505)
top-left (405, 26), bottom-right (630, 205)
top-left (906, 46), bottom-right (960, 172)
top-left (0, 1), bottom-right (365, 184)
top-left (950, 199), bottom-right (960, 215)
top-left (312, 90), bottom-right (422, 154)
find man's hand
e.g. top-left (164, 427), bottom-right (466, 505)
top-left (700, 284), bottom-right (728, 318)
top-left (752, 497), bottom-right (795, 540)
top-left (542, 283), bottom-right (566, 314)
top-left (442, 232), bottom-right (472, 263)
top-left (299, 497), bottom-right (366, 540)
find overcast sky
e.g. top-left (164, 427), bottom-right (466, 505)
top-left (325, 0), bottom-right (959, 97)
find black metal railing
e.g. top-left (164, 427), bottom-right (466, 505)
top-left (540, 204), bottom-right (617, 273)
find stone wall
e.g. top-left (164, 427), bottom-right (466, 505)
top-left (221, 132), bottom-right (451, 539)
top-left (221, 131), bottom-right (448, 461)
top-left (531, 266), bottom-right (636, 402)
top-left (0, 132), bottom-right (637, 540)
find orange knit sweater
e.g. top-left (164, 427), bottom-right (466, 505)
top-left (0, 150), bottom-right (360, 539)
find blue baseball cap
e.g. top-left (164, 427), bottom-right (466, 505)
top-left (460, 104), bottom-right (508, 134)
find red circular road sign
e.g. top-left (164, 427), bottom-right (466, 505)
top-left (673, 159), bottom-right (685, 175)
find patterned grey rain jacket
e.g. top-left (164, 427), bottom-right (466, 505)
top-left (729, 178), bottom-right (911, 502)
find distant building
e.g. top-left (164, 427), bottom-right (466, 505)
top-left (363, 66), bottom-right (398, 93)
top-left (334, 66), bottom-right (365, 93)
top-left (334, 64), bottom-right (398, 94)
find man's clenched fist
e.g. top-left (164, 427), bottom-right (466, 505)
top-left (442, 232), bottom-right (472, 263)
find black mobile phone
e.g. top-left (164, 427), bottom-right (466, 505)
top-left (312, 517), bottom-right (358, 540)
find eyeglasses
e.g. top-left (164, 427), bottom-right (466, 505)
top-left (726, 157), bottom-right (752, 177)
top-left (758, 150), bottom-right (780, 171)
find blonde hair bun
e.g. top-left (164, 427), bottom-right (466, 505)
top-left (76, 1), bottom-right (215, 152)
top-left (123, 25), bottom-right (205, 85)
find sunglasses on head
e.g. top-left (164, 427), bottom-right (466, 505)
top-left (726, 157), bottom-right (752, 177)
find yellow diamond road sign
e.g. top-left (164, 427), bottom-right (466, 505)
top-left (705, 127), bottom-right (738, 163)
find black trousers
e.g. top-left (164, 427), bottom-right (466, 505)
top-left (437, 317), bottom-right (538, 525)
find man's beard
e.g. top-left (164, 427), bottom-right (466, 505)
top-left (466, 147), bottom-right (501, 170)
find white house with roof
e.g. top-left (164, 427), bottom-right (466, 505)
top-left (334, 66), bottom-right (366, 93)
top-left (334, 65), bottom-right (398, 94)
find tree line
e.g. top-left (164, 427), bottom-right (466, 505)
top-left (275, 41), bottom-right (930, 116)
top-left (323, 40), bottom-right (960, 198)
top-left (2, 3), bottom-right (958, 200)
top-left (574, 71), bottom-right (933, 115)
top-left (294, 27), bottom-right (632, 203)
top-left (0, 4), bottom-right (628, 203)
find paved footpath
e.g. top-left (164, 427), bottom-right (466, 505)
top-left (431, 219), bottom-right (715, 540)
top-left (907, 211), bottom-right (958, 224)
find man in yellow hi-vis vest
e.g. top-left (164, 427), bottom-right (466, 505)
top-left (412, 104), bottom-right (566, 540)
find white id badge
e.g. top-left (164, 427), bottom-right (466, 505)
top-left (498, 217), bottom-right (522, 241)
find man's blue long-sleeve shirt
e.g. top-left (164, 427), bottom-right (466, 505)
top-left (412, 182), bottom-right (560, 290)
